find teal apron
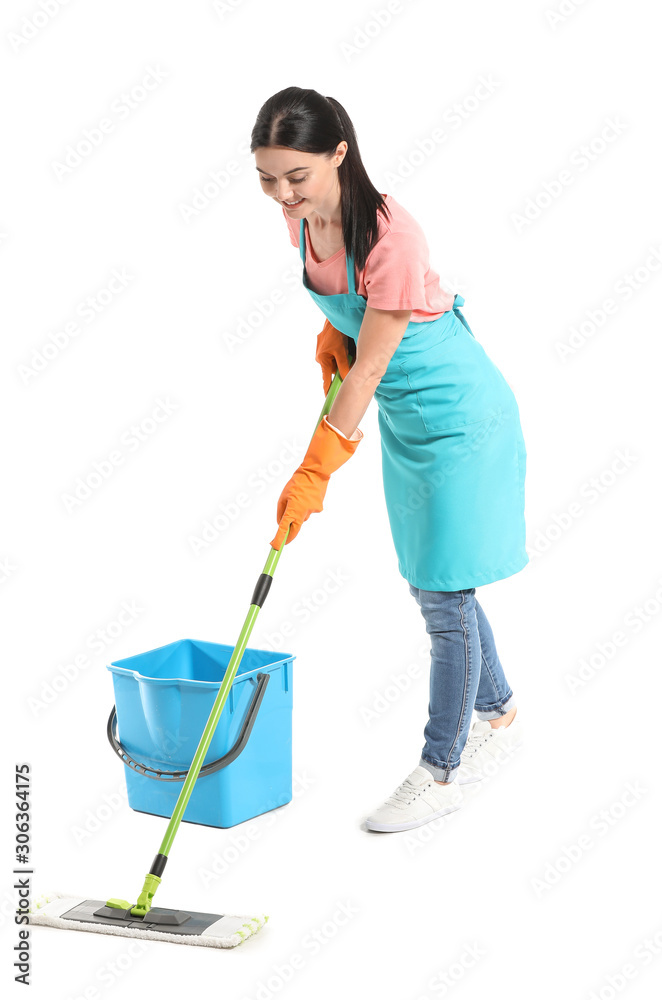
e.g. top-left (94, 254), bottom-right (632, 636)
top-left (299, 217), bottom-right (528, 591)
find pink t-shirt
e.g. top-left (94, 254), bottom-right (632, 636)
top-left (282, 193), bottom-right (454, 322)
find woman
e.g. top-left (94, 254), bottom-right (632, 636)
top-left (251, 87), bottom-right (528, 834)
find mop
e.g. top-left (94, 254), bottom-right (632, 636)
top-left (28, 892), bottom-right (266, 950)
top-left (29, 372), bottom-right (345, 949)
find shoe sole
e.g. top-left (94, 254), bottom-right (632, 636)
top-left (365, 800), bottom-right (462, 833)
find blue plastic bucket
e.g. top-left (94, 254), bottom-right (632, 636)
top-left (106, 638), bottom-right (294, 829)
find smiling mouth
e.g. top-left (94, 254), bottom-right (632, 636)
top-left (281, 198), bottom-right (304, 206)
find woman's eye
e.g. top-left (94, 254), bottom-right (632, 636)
top-left (260, 176), bottom-right (306, 184)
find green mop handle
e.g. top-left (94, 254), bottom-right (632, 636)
top-left (114, 369), bottom-right (346, 918)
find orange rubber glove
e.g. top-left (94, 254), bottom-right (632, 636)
top-left (315, 319), bottom-right (355, 395)
top-left (270, 415), bottom-right (363, 550)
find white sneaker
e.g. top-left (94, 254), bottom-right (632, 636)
top-left (365, 765), bottom-right (463, 833)
top-left (455, 716), bottom-right (524, 784)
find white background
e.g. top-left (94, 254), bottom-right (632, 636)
top-left (3, 0), bottom-right (661, 997)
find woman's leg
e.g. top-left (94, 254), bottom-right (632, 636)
top-left (408, 585), bottom-right (481, 784)
top-left (473, 598), bottom-right (517, 722)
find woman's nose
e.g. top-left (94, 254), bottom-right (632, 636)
top-left (277, 181), bottom-right (295, 201)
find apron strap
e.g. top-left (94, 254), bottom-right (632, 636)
top-left (345, 248), bottom-right (356, 295)
top-left (452, 293), bottom-right (475, 338)
top-left (299, 218), bottom-right (357, 295)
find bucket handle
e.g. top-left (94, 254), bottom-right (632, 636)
top-left (106, 672), bottom-right (270, 782)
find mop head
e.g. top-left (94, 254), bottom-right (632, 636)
top-left (29, 892), bottom-right (268, 949)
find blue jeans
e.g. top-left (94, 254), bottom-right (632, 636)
top-left (408, 585), bottom-right (516, 783)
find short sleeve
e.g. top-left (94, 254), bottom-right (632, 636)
top-left (363, 230), bottom-right (431, 311)
top-left (282, 205), bottom-right (299, 248)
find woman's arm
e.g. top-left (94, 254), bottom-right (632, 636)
top-left (326, 306), bottom-right (411, 440)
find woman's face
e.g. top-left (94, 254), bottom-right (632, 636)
top-left (255, 143), bottom-right (347, 217)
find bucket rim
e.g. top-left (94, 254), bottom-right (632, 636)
top-left (106, 636), bottom-right (295, 685)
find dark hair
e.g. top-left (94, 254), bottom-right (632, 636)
top-left (250, 87), bottom-right (391, 273)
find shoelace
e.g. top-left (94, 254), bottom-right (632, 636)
top-left (386, 778), bottom-right (429, 807)
top-left (461, 729), bottom-right (497, 760)
top-left (386, 735), bottom-right (499, 805)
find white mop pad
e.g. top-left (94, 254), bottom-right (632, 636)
top-left (29, 892), bottom-right (268, 949)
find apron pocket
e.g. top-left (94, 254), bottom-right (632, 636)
top-left (398, 331), bottom-right (507, 433)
